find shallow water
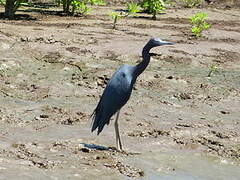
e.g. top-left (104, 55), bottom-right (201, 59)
top-left (129, 148), bottom-right (240, 180)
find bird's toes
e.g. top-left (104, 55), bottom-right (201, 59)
top-left (108, 146), bottom-right (118, 151)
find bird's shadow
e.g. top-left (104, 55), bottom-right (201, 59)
top-left (80, 143), bottom-right (110, 151)
top-left (80, 143), bottom-right (141, 155)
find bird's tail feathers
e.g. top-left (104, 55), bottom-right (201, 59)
top-left (90, 109), bottom-right (96, 131)
top-left (90, 100), bottom-right (113, 135)
top-left (90, 102), bottom-right (102, 133)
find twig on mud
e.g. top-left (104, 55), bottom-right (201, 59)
top-left (34, 125), bottom-right (49, 131)
top-left (0, 89), bottom-right (12, 97)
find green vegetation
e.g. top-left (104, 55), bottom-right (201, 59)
top-left (190, 12), bottom-right (210, 37)
top-left (62, 0), bottom-right (105, 15)
top-left (181, 0), bottom-right (202, 8)
top-left (110, 1), bottom-right (143, 29)
top-left (2, 0), bottom-right (28, 19)
top-left (71, 0), bottom-right (91, 15)
top-left (110, 2), bottom-right (141, 29)
top-left (1, 0), bottom-right (104, 18)
top-left (0, 0), bottom-right (6, 6)
top-left (1, 0), bottom-right (169, 19)
top-left (110, 0), bottom-right (167, 29)
top-left (13, 0), bottom-right (28, 11)
top-left (126, 2), bottom-right (140, 14)
top-left (110, 11), bottom-right (124, 29)
top-left (140, 0), bottom-right (165, 20)
top-left (208, 64), bottom-right (218, 77)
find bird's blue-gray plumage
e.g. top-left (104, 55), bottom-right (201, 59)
top-left (91, 65), bottom-right (136, 134)
top-left (91, 38), bottom-right (174, 139)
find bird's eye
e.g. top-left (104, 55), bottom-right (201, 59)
top-left (121, 72), bottom-right (126, 78)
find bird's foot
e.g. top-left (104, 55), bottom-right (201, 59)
top-left (108, 146), bottom-right (141, 155)
top-left (108, 146), bottom-right (123, 152)
top-left (108, 146), bottom-right (118, 151)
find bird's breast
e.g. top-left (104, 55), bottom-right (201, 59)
top-left (117, 72), bottom-right (132, 89)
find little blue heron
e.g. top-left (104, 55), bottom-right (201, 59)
top-left (91, 38), bottom-right (174, 151)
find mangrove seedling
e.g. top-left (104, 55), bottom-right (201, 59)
top-left (110, 11), bottom-right (125, 29)
top-left (126, 2), bottom-right (140, 15)
top-left (190, 12), bottom-right (210, 37)
top-left (207, 64), bottom-right (218, 77)
top-left (71, 0), bottom-right (91, 15)
top-left (62, 0), bottom-right (105, 16)
top-left (140, 0), bottom-right (165, 20)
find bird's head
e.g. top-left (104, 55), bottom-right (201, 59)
top-left (148, 38), bottom-right (174, 48)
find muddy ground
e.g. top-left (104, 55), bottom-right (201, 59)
top-left (0, 4), bottom-right (240, 180)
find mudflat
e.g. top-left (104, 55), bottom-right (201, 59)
top-left (0, 4), bottom-right (240, 179)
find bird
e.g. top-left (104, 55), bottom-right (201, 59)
top-left (91, 38), bottom-right (174, 151)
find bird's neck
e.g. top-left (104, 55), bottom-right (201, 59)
top-left (134, 46), bottom-right (151, 77)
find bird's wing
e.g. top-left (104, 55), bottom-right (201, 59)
top-left (91, 66), bottom-right (133, 135)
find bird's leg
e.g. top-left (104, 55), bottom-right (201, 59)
top-left (114, 110), bottom-right (123, 151)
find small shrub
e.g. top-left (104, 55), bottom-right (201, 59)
top-left (110, 2), bottom-right (140, 29)
top-left (190, 12), bottom-right (210, 37)
top-left (62, 0), bottom-right (105, 16)
top-left (181, 0), bottom-right (202, 8)
top-left (140, 0), bottom-right (165, 20)
top-left (127, 2), bottom-right (140, 15)
top-left (71, 0), bottom-right (91, 15)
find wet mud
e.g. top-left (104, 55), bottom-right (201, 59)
top-left (0, 4), bottom-right (240, 180)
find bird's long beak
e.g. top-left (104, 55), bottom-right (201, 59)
top-left (159, 40), bottom-right (175, 46)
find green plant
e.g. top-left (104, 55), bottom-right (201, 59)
top-left (71, 0), bottom-right (91, 15)
top-left (110, 11), bottom-right (124, 29)
top-left (62, 0), bottom-right (105, 16)
top-left (207, 64), bottom-right (218, 77)
top-left (0, 0), bottom-right (6, 6)
top-left (181, 0), bottom-right (202, 8)
top-left (190, 12), bottom-right (210, 37)
top-left (127, 2), bottom-right (140, 15)
top-left (110, 2), bottom-right (139, 29)
top-left (13, 0), bottom-right (28, 12)
top-left (140, 0), bottom-right (165, 20)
